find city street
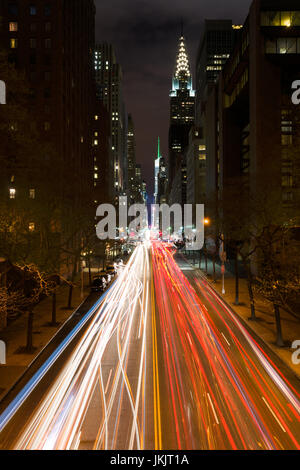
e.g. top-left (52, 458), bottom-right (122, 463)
top-left (0, 243), bottom-right (299, 450)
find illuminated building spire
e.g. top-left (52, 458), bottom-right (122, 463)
top-left (157, 136), bottom-right (161, 159)
top-left (171, 34), bottom-right (194, 97)
top-left (175, 35), bottom-right (191, 80)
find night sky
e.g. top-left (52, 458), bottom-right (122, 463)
top-left (94, 0), bottom-right (252, 196)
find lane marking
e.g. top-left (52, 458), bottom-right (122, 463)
top-left (207, 393), bottom-right (219, 425)
top-left (105, 369), bottom-right (113, 394)
top-left (262, 396), bottom-right (286, 433)
top-left (221, 332), bottom-right (230, 347)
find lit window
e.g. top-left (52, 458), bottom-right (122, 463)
top-left (282, 175), bottom-right (293, 187)
top-left (94, 173), bottom-right (98, 179)
top-left (9, 22), bottom-right (18, 32)
top-left (282, 192), bottom-right (293, 202)
top-left (9, 188), bottom-right (16, 199)
top-left (10, 38), bottom-right (18, 48)
top-left (95, 115), bottom-right (99, 120)
top-left (282, 134), bottom-right (293, 145)
top-left (29, 222), bottom-right (35, 232)
top-left (94, 139), bottom-right (98, 146)
top-left (29, 189), bottom-right (36, 199)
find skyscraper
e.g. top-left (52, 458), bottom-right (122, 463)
top-left (205, 0), bottom-right (300, 222)
top-left (195, 20), bottom-right (238, 122)
top-left (94, 43), bottom-right (128, 200)
top-left (0, 0), bottom-right (98, 275)
top-left (0, 0), bottom-right (97, 215)
top-left (127, 114), bottom-right (137, 205)
top-left (192, 20), bottom-right (240, 206)
top-left (154, 137), bottom-right (167, 207)
top-left (154, 137), bottom-right (161, 205)
top-left (168, 35), bottom-right (195, 193)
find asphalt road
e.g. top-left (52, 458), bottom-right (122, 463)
top-left (152, 244), bottom-right (300, 450)
top-left (0, 242), bottom-right (299, 450)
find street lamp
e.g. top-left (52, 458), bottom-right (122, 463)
top-left (219, 234), bottom-right (226, 295)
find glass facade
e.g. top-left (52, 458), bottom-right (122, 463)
top-left (261, 11), bottom-right (300, 27)
top-left (265, 37), bottom-right (300, 54)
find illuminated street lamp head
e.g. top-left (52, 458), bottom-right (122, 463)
top-left (204, 218), bottom-right (210, 226)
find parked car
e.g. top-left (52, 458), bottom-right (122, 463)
top-left (91, 277), bottom-right (105, 293)
top-left (106, 264), bottom-right (116, 276)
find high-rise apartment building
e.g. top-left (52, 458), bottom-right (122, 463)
top-left (0, 0), bottom-right (97, 211)
top-left (93, 101), bottom-right (113, 206)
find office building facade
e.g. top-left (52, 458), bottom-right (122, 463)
top-left (205, 0), bottom-right (300, 222)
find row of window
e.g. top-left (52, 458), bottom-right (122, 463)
top-left (225, 68), bottom-right (249, 108)
top-left (282, 175), bottom-right (293, 187)
top-left (9, 21), bottom-right (52, 32)
top-left (9, 188), bottom-right (35, 199)
top-left (261, 11), bottom-right (300, 27)
top-left (266, 37), bottom-right (300, 54)
top-left (10, 38), bottom-right (52, 49)
top-left (282, 192), bottom-right (293, 202)
top-left (9, 4), bottom-right (52, 16)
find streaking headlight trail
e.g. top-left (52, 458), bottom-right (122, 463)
top-left (0, 241), bottom-right (299, 450)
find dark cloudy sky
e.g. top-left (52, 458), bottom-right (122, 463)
top-left (94, 0), bottom-right (252, 195)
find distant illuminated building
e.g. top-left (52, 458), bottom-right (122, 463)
top-left (168, 34), bottom-right (195, 202)
top-left (127, 115), bottom-right (137, 204)
top-left (135, 164), bottom-right (144, 203)
top-left (94, 44), bottom-right (127, 198)
top-left (153, 137), bottom-right (167, 228)
top-left (154, 137), bottom-right (161, 204)
top-left (195, 20), bottom-right (238, 124)
top-left (142, 180), bottom-right (148, 205)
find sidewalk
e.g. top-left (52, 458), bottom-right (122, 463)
top-left (0, 273), bottom-right (91, 399)
top-left (185, 256), bottom-right (300, 378)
